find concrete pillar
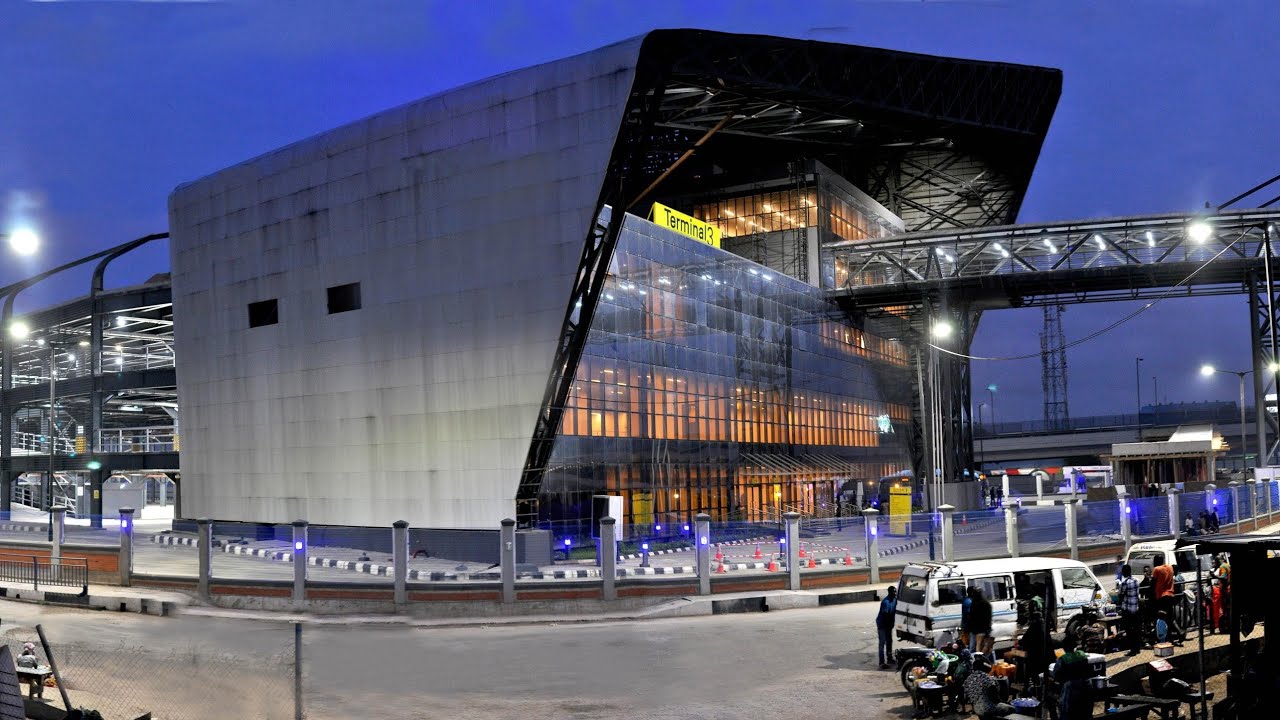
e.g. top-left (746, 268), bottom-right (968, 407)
top-left (599, 516), bottom-right (617, 601)
top-left (197, 518), bottom-right (212, 600)
top-left (1119, 497), bottom-right (1132, 552)
top-left (784, 511), bottom-right (801, 591)
top-left (1229, 480), bottom-right (1241, 527)
top-left (50, 507), bottom-right (65, 562)
top-left (695, 513), bottom-right (711, 596)
top-left (1247, 479), bottom-right (1259, 531)
top-left (1035, 473), bottom-right (1044, 502)
top-left (1001, 474), bottom-right (1010, 501)
top-left (118, 507), bottom-right (134, 587)
top-left (1064, 501), bottom-right (1080, 560)
top-left (1167, 488), bottom-right (1182, 540)
top-left (1268, 480), bottom-right (1275, 519)
top-left (394, 520), bottom-right (410, 606)
top-left (1003, 500), bottom-right (1020, 558)
top-left (863, 508), bottom-right (880, 584)
top-left (938, 505), bottom-right (955, 562)
top-left (291, 520), bottom-right (307, 608)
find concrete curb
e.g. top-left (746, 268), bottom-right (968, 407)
top-left (0, 583), bottom-right (183, 616)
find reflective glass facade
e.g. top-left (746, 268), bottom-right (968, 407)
top-left (540, 211), bottom-right (913, 533)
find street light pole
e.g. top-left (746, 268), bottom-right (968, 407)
top-left (1135, 357), bottom-right (1144, 430)
top-left (46, 343), bottom-right (55, 541)
top-left (1238, 372), bottom-right (1248, 472)
top-left (1201, 364), bottom-right (1252, 472)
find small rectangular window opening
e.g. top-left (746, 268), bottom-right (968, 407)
top-left (327, 282), bottom-right (362, 314)
top-left (248, 299), bottom-right (278, 328)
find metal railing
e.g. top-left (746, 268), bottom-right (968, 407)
top-left (98, 426), bottom-right (176, 453)
top-left (11, 431), bottom-right (74, 456)
top-left (0, 553), bottom-right (88, 595)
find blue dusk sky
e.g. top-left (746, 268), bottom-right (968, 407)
top-left (1, 0), bottom-right (1277, 420)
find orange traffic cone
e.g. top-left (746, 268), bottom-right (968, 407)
top-left (843, 549), bottom-right (855, 566)
top-left (753, 544), bottom-right (763, 560)
top-left (714, 545), bottom-right (723, 562)
top-left (716, 558), bottom-right (728, 574)
top-left (806, 555), bottom-right (816, 569)
top-left (766, 554), bottom-right (779, 572)
top-left (798, 543), bottom-right (807, 559)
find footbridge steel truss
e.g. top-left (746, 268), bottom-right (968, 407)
top-left (827, 209), bottom-right (1280, 469)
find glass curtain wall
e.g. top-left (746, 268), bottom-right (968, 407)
top-left (539, 211), bottom-right (912, 533)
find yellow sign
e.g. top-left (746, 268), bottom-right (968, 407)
top-left (889, 485), bottom-right (912, 536)
top-left (651, 202), bottom-right (720, 248)
top-left (633, 492), bottom-right (653, 527)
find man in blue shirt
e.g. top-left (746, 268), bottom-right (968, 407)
top-left (876, 585), bottom-right (898, 669)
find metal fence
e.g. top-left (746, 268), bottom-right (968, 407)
top-left (0, 553), bottom-right (87, 594)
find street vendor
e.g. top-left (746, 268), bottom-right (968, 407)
top-left (16, 642), bottom-right (43, 700)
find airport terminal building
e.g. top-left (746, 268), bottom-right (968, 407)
top-left (0, 31), bottom-right (1060, 532)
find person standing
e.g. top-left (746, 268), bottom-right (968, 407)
top-left (876, 585), bottom-right (897, 669)
top-left (969, 586), bottom-right (994, 661)
top-left (1054, 637), bottom-right (1093, 720)
top-left (1152, 557), bottom-right (1183, 644)
top-left (1184, 512), bottom-right (1196, 536)
top-left (1210, 507), bottom-right (1221, 533)
top-left (1116, 564), bottom-right (1142, 656)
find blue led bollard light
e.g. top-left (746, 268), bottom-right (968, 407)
top-left (683, 524), bottom-right (689, 532)
top-left (641, 542), bottom-right (649, 551)
top-left (294, 540), bottom-right (304, 551)
top-left (700, 536), bottom-right (708, 545)
top-left (870, 525), bottom-right (877, 537)
top-left (564, 538), bottom-right (572, 547)
top-left (654, 524), bottom-right (662, 532)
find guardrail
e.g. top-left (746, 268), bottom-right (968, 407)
top-left (0, 553), bottom-right (88, 595)
top-left (98, 426), bottom-right (176, 453)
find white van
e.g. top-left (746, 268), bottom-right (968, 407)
top-left (894, 558), bottom-right (1106, 648)
top-left (1123, 540), bottom-right (1210, 586)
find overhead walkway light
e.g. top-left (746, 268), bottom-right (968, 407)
top-left (1188, 221), bottom-right (1212, 244)
top-left (6, 229), bottom-right (38, 256)
top-left (931, 320), bottom-right (953, 339)
top-left (8, 322), bottom-right (29, 340)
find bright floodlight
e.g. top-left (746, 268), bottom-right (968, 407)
top-left (1200, 364), bottom-right (1216, 377)
top-left (8, 322), bottom-right (29, 340)
top-left (6, 228), bottom-right (38, 256)
top-left (1270, 362), bottom-right (1280, 373)
top-left (931, 320), bottom-right (953, 339)
top-left (1188, 221), bottom-right (1212, 244)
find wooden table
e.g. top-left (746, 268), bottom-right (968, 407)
top-left (15, 666), bottom-right (51, 699)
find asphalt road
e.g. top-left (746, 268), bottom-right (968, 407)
top-left (0, 593), bottom-right (912, 720)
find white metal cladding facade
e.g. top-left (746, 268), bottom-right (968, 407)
top-left (168, 38), bottom-right (644, 528)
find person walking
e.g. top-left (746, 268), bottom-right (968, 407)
top-left (1152, 557), bottom-right (1183, 644)
top-left (1210, 507), bottom-right (1221, 533)
top-left (1116, 564), bottom-right (1142, 656)
top-left (876, 585), bottom-right (897, 669)
top-left (969, 586), bottom-right (994, 661)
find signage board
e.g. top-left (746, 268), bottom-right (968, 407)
top-left (651, 202), bottom-right (721, 248)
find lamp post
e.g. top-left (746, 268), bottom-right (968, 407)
top-left (9, 322), bottom-right (75, 541)
top-left (976, 402), bottom-right (989, 472)
top-left (1135, 357), bottom-right (1144, 430)
top-left (1200, 364), bottom-right (1250, 472)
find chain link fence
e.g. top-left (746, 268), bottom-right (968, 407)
top-left (2, 627), bottom-right (296, 719)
